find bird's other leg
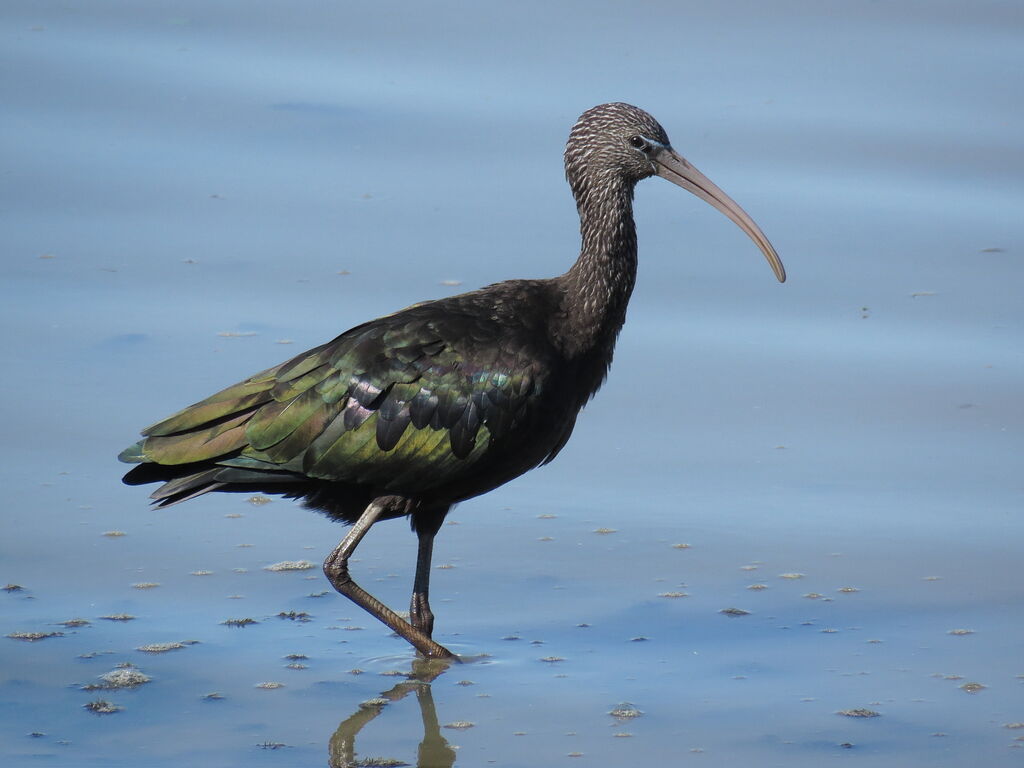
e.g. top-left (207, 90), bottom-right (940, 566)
top-left (323, 499), bottom-right (455, 660)
top-left (409, 507), bottom-right (448, 638)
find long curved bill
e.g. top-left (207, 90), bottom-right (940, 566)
top-left (652, 145), bottom-right (786, 283)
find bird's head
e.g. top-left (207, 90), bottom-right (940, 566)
top-left (565, 102), bottom-right (672, 188)
top-left (565, 102), bottom-right (786, 283)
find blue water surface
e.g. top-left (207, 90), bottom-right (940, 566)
top-left (2, 1), bottom-right (1022, 766)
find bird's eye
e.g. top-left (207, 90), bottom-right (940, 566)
top-left (629, 136), bottom-right (647, 150)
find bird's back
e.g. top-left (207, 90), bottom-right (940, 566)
top-left (121, 278), bottom-right (595, 521)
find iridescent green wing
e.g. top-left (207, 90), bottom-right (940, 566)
top-left (124, 303), bottom-right (545, 494)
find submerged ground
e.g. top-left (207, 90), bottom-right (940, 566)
top-left (2, 1), bottom-right (1022, 766)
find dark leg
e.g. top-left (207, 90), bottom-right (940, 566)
top-left (323, 500), bottom-right (455, 660)
top-left (410, 514), bottom-right (444, 637)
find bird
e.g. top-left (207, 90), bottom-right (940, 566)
top-left (120, 102), bottom-right (785, 660)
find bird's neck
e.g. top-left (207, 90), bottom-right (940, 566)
top-left (555, 179), bottom-right (638, 357)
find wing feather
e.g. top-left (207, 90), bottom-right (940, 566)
top-left (123, 285), bottom-right (562, 500)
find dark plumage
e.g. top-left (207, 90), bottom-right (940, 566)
top-left (121, 103), bottom-right (785, 659)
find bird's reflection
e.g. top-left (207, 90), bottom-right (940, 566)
top-left (328, 657), bottom-right (456, 768)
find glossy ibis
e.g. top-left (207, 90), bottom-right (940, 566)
top-left (121, 103), bottom-right (785, 659)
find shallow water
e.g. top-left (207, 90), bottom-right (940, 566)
top-left (2, 1), bottom-right (1023, 766)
